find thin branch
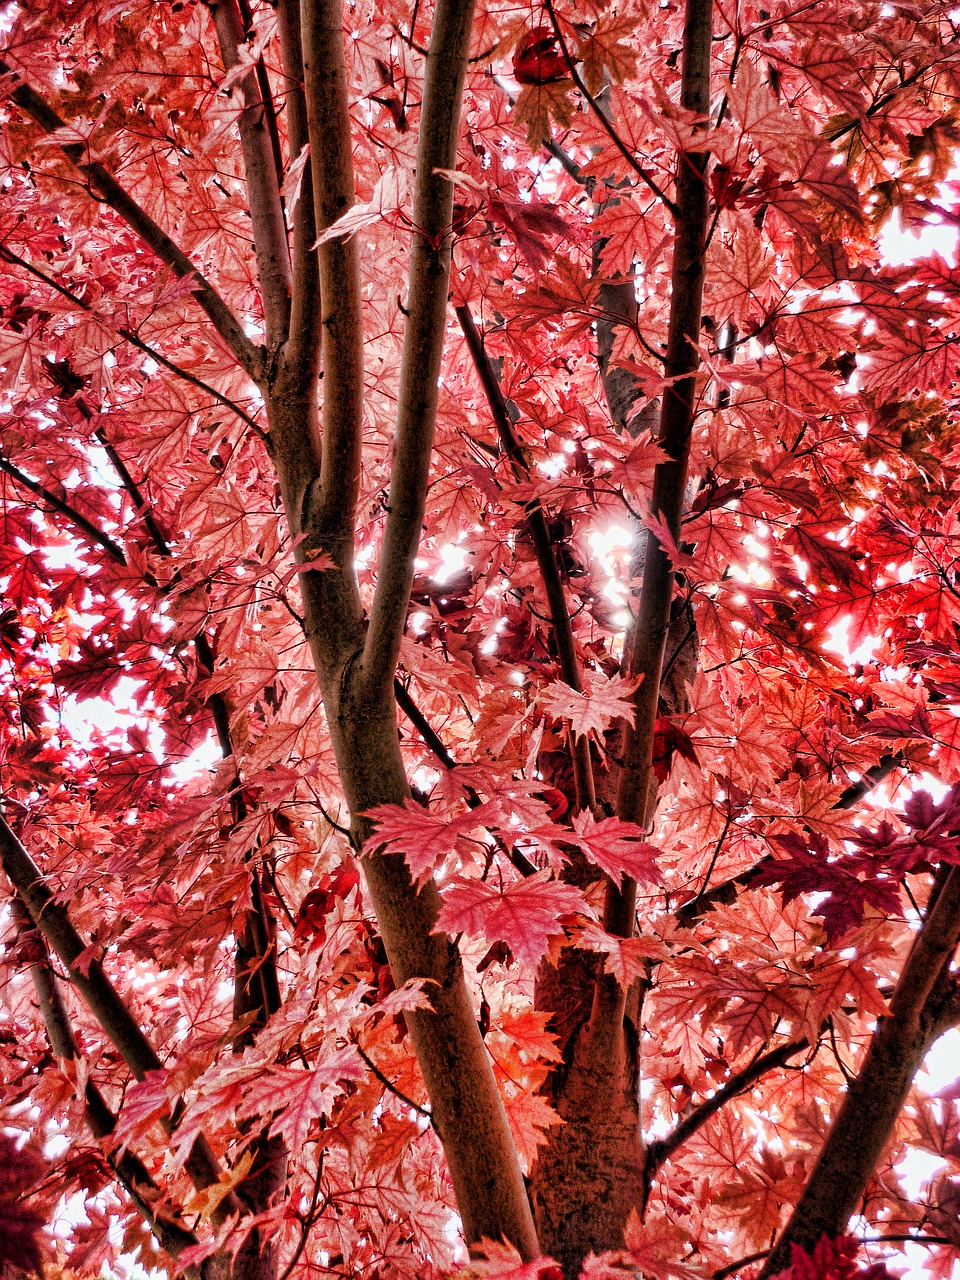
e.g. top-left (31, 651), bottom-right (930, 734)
top-left (759, 865), bottom-right (960, 1276)
top-left (598, 0), bottom-right (713, 1034)
top-left (206, 0), bottom-right (292, 344)
top-left (675, 752), bottom-right (905, 930)
top-left (11, 899), bottom-right (201, 1267)
top-left (717, 1238), bottom-right (955, 1280)
top-left (541, 0), bottom-right (678, 214)
top-left (0, 395), bottom-right (279, 1026)
top-left (353, 1040), bottom-right (435, 1124)
top-left (0, 812), bottom-right (241, 1222)
top-left (455, 304), bottom-right (596, 812)
top-left (361, 0), bottom-right (477, 695)
top-left (644, 1038), bottom-right (808, 1180)
top-left (91, 435), bottom-right (282, 1025)
top-left (0, 245), bottom-right (265, 437)
top-left (0, 454), bottom-right (127, 565)
top-left (393, 676), bottom-right (538, 877)
top-left (394, 677), bottom-right (457, 768)
top-left (835, 753), bottom-right (903, 810)
top-left (0, 62), bottom-right (262, 379)
top-left (277, 1156), bottom-right (327, 1280)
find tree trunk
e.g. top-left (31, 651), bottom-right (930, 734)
top-left (530, 0), bottom-right (713, 1267)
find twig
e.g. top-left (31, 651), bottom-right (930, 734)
top-left (0, 62), bottom-right (262, 379)
top-left (11, 899), bottom-right (201, 1266)
top-left (0, 455), bottom-right (127, 565)
top-left (0, 813), bottom-right (241, 1223)
top-left (455, 303), bottom-right (596, 812)
top-left (541, 0), bottom-right (678, 215)
top-left (644, 1039), bottom-right (809, 1184)
top-left (393, 676), bottom-right (538, 877)
top-left (353, 1040), bottom-right (435, 1124)
top-left (0, 245), bottom-right (266, 438)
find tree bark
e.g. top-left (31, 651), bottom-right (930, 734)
top-left (761, 866), bottom-right (960, 1276)
top-left (530, 0), bottom-right (713, 1268)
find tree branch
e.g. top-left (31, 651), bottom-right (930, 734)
top-left (0, 244), bottom-right (265, 437)
top-left (299, 0), bottom-right (364, 568)
top-left (91, 438), bottom-right (282, 1027)
top-left (393, 676), bottom-right (538, 877)
top-left (541, 0), bottom-right (677, 213)
top-left (274, 0), bottom-right (323, 363)
top-left (674, 752), bottom-right (905, 930)
top-left (644, 1038), bottom-right (809, 1181)
top-left (598, 0), bottom-right (713, 1027)
top-left (455, 304), bottom-right (596, 811)
top-left (206, 0), bottom-right (292, 346)
top-left (11, 899), bottom-right (202, 1268)
top-left (1, 63), bottom-right (262, 379)
top-left (361, 0), bottom-right (476, 695)
top-left (0, 454), bottom-right (127, 565)
top-left (353, 1039), bottom-right (435, 1124)
top-left (759, 864), bottom-right (960, 1276)
top-left (0, 813), bottom-right (242, 1223)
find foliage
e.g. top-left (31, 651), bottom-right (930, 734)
top-left (1, 0), bottom-right (960, 1277)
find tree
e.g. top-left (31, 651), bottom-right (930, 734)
top-left (2, 0), bottom-right (960, 1276)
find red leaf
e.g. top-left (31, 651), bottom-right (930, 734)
top-left (569, 812), bottom-right (662, 888)
top-left (512, 27), bottom-right (571, 85)
top-left (435, 871), bottom-right (589, 965)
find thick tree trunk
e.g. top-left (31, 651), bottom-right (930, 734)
top-left (530, 0), bottom-right (713, 1268)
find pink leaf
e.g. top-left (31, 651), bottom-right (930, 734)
top-left (540, 672), bottom-right (640, 739)
top-left (435, 870), bottom-right (590, 965)
top-left (570, 812), bottom-right (662, 888)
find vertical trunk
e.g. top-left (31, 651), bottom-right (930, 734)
top-left (530, 0), bottom-right (713, 1270)
top-left (267, 380), bottom-right (541, 1260)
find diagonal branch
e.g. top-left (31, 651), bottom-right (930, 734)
top-left (361, 0), bottom-right (477, 695)
top-left (0, 454), bottom-right (127, 565)
top-left (644, 1038), bottom-right (809, 1183)
top-left (89, 433), bottom-right (282, 1025)
top-left (455, 304), bottom-right (596, 811)
top-left (0, 390), bottom-right (280, 1009)
top-left (674, 752), bottom-right (904, 930)
top-left (0, 245), bottom-right (265, 437)
top-left (760, 864), bottom-right (960, 1276)
top-left (0, 813), bottom-right (242, 1224)
top-left (1, 63), bottom-right (262, 379)
top-left (541, 0), bottom-right (677, 213)
top-left (11, 898), bottom-right (202, 1268)
top-left (393, 676), bottom-right (538, 877)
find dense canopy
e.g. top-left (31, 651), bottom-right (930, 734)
top-left (2, 0), bottom-right (960, 1278)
